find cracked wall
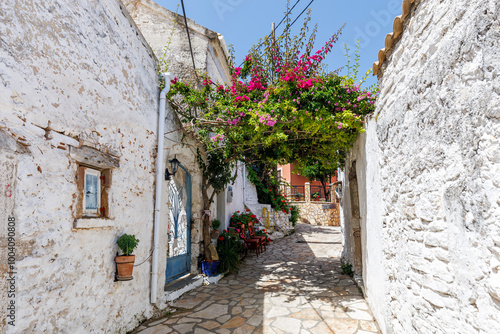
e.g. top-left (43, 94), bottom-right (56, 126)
top-left (0, 0), bottom-right (163, 332)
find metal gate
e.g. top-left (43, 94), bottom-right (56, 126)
top-left (165, 164), bottom-right (191, 283)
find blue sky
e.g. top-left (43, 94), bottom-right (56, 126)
top-left (153, 0), bottom-right (402, 87)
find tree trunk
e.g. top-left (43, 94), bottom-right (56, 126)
top-left (201, 174), bottom-right (216, 260)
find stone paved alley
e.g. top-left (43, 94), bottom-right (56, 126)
top-left (133, 224), bottom-right (380, 334)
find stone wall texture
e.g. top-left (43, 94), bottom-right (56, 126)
top-left (341, 0), bottom-right (500, 333)
top-left (0, 0), bottom-right (162, 333)
top-left (292, 202), bottom-right (340, 227)
top-left (124, 0), bottom-right (231, 85)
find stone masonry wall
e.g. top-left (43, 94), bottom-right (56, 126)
top-left (341, 0), bottom-right (500, 333)
top-left (0, 0), bottom-right (162, 333)
top-left (292, 202), bottom-right (340, 227)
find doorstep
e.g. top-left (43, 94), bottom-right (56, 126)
top-left (164, 274), bottom-right (204, 302)
top-left (164, 273), bottom-right (225, 302)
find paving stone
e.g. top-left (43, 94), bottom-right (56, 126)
top-left (171, 297), bottom-right (205, 309)
top-left (172, 323), bottom-right (195, 333)
top-left (215, 329), bottom-right (231, 334)
top-left (248, 314), bottom-right (263, 326)
top-left (290, 309), bottom-right (322, 320)
top-left (301, 320), bottom-right (318, 329)
top-left (199, 320), bottom-right (221, 330)
top-left (139, 326), bottom-right (172, 334)
top-left (190, 304), bottom-right (228, 319)
top-left (309, 322), bottom-right (332, 334)
top-left (272, 317), bottom-right (302, 334)
top-left (130, 224), bottom-right (380, 334)
top-left (221, 316), bottom-right (246, 328)
top-left (232, 306), bottom-right (243, 315)
top-left (324, 318), bottom-right (358, 334)
top-left (233, 324), bottom-right (256, 334)
top-left (346, 308), bottom-right (374, 321)
top-left (360, 320), bottom-right (378, 332)
top-left (267, 306), bottom-right (291, 318)
top-left (217, 314), bottom-right (232, 323)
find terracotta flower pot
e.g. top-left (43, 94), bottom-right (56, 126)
top-left (115, 255), bottom-right (135, 278)
top-left (211, 230), bottom-right (220, 240)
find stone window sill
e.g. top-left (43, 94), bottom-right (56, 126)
top-left (74, 218), bottom-right (114, 229)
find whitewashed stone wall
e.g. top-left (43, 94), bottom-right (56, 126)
top-left (0, 0), bottom-right (163, 333)
top-left (124, 0), bottom-right (231, 85)
top-left (341, 1), bottom-right (500, 333)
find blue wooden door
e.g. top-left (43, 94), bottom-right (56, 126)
top-left (165, 164), bottom-right (191, 283)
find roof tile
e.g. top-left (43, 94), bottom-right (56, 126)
top-left (373, 0), bottom-right (421, 76)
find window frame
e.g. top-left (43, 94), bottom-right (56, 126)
top-left (82, 167), bottom-right (101, 217)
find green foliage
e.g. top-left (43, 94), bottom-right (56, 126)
top-left (289, 205), bottom-right (300, 227)
top-left (211, 219), bottom-right (222, 230)
top-left (216, 230), bottom-right (244, 273)
top-left (341, 262), bottom-right (354, 277)
top-left (344, 40), bottom-right (378, 93)
top-left (117, 234), bottom-right (139, 256)
top-left (157, 4), bottom-right (179, 78)
top-left (196, 147), bottom-right (236, 196)
top-left (246, 164), bottom-right (292, 214)
top-left (165, 4), bottom-right (378, 213)
top-left (295, 160), bottom-right (337, 185)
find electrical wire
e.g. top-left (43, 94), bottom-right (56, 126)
top-left (275, 0), bottom-right (302, 31)
top-left (288, 0), bottom-right (315, 28)
top-left (237, 0), bottom-right (317, 67)
top-left (180, 0), bottom-right (197, 74)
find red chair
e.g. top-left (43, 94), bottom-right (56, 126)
top-left (248, 222), bottom-right (266, 252)
top-left (241, 225), bottom-right (261, 257)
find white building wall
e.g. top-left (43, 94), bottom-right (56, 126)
top-left (0, 0), bottom-right (162, 333)
top-left (341, 0), bottom-right (500, 333)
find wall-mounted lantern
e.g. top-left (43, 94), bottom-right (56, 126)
top-left (165, 155), bottom-right (180, 181)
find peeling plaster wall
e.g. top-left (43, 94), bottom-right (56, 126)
top-left (341, 0), bottom-right (500, 333)
top-left (123, 0), bottom-right (233, 277)
top-left (124, 0), bottom-right (231, 85)
top-left (0, 0), bottom-right (162, 333)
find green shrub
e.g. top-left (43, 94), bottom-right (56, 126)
top-left (289, 205), bottom-right (300, 227)
top-left (216, 230), bottom-right (245, 273)
top-left (117, 234), bottom-right (139, 256)
top-left (341, 263), bottom-right (354, 277)
top-left (211, 219), bottom-right (222, 230)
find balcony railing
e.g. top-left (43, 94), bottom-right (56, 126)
top-left (310, 185), bottom-right (330, 202)
top-left (284, 183), bottom-right (340, 203)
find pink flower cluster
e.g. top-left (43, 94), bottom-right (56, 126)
top-left (202, 78), bottom-right (213, 86)
top-left (234, 95), bottom-right (250, 103)
top-left (256, 111), bottom-right (277, 127)
top-left (210, 134), bottom-right (225, 142)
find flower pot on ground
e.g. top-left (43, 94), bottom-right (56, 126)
top-left (115, 234), bottom-right (139, 279)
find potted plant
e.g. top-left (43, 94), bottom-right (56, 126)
top-left (115, 234), bottom-right (139, 279)
top-left (312, 192), bottom-right (320, 201)
top-left (211, 219), bottom-right (222, 239)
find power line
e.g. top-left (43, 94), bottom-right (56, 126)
top-left (275, 0), bottom-right (302, 31)
top-left (237, 0), bottom-right (317, 67)
top-left (289, 0), bottom-right (315, 28)
top-left (180, 0), bottom-right (197, 74)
